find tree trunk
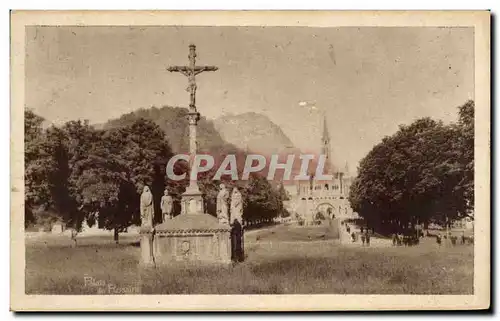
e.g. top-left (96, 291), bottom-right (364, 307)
top-left (114, 228), bottom-right (119, 244)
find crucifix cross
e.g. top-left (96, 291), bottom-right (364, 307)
top-left (167, 44), bottom-right (218, 109)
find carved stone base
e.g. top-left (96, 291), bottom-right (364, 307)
top-left (181, 182), bottom-right (204, 215)
top-left (153, 213), bottom-right (231, 265)
top-left (139, 229), bottom-right (155, 267)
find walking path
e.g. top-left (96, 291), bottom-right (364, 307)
top-left (244, 224), bottom-right (282, 235)
top-left (339, 224), bottom-right (393, 248)
top-left (340, 238), bottom-right (393, 248)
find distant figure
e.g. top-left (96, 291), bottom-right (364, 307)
top-left (230, 187), bottom-right (243, 225)
top-left (361, 233), bottom-right (366, 246)
top-left (392, 233), bottom-right (397, 246)
top-left (140, 185), bottom-right (154, 228)
top-left (216, 184), bottom-right (229, 225)
top-left (461, 232), bottom-right (466, 245)
top-left (160, 189), bottom-right (173, 221)
top-left (70, 228), bottom-right (78, 248)
top-left (346, 225), bottom-right (351, 233)
top-left (365, 232), bottom-right (371, 246)
top-left (361, 227), bottom-right (364, 234)
top-left (351, 231), bottom-right (356, 242)
top-left (436, 234), bottom-right (442, 246)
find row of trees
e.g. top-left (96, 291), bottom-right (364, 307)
top-left (25, 110), bottom-right (284, 241)
top-left (348, 100), bottom-right (474, 234)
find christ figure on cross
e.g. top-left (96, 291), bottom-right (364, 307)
top-left (167, 44), bottom-right (218, 108)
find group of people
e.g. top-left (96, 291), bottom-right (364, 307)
top-left (436, 232), bottom-right (474, 246)
top-left (392, 233), bottom-right (419, 246)
top-left (388, 230), bottom-right (474, 247)
top-left (346, 224), bottom-right (374, 246)
top-left (358, 227), bottom-right (374, 246)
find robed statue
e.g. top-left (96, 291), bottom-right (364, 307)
top-left (230, 187), bottom-right (243, 225)
top-left (229, 187), bottom-right (244, 262)
top-left (140, 185), bottom-right (154, 228)
top-left (216, 183), bottom-right (229, 225)
top-left (160, 189), bottom-right (173, 221)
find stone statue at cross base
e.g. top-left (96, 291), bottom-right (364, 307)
top-left (230, 219), bottom-right (244, 262)
top-left (160, 189), bottom-right (173, 221)
top-left (230, 187), bottom-right (243, 225)
top-left (230, 187), bottom-right (244, 263)
top-left (140, 185), bottom-right (154, 228)
top-left (216, 184), bottom-right (229, 225)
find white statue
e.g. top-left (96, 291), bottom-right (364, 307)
top-left (216, 183), bottom-right (229, 224)
top-left (140, 185), bottom-right (154, 228)
top-left (230, 187), bottom-right (243, 225)
top-left (160, 189), bottom-right (173, 221)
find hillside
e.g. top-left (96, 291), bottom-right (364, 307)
top-left (101, 107), bottom-right (305, 181)
top-left (214, 112), bottom-right (295, 154)
top-left (102, 106), bottom-right (238, 155)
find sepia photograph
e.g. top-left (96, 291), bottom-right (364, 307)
top-left (10, 11), bottom-right (490, 311)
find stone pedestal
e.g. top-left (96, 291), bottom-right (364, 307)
top-left (180, 182), bottom-right (204, 215)
top-left (139, 227), bottom-right (155, 267)
top-left (153, 213), bottom-right (231, 265)
top-left (139, 184), bottom-right (232, 266)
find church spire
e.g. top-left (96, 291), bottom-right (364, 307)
top-left (321, 114), bottom-right (330, 146)
top-left (320, 113), bottom-right (332, 172)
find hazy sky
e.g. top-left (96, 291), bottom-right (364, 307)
top-left (25, 26), bottom-right (474, 171)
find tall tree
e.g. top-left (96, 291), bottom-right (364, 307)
top-left (60, 120), bottom-right (101, 228)
top-left (457, 100), bottom-right (474, 217)
top-left (277, 182), bottom-right (290, 217)
top-left (73, 119), bottom-right (174, 242)
top-left (24, 110), bottom-right (47, 226)
top-left (349, 104), bottom-right (473, 233)
top-left (25, 124), bottom-right (75, 229)
top-left (244, 174), bottom-right (280, 225)
top-left (116, 118), bottom-right (174, 225)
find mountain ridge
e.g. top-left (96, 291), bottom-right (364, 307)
top-left (213, 111), bottom-right (295, 155)
top-left (101, 106), bottom-right (297, 157)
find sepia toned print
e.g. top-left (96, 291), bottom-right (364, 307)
top-left (11, 11), bottom-right (490, 311)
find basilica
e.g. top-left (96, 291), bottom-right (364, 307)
top-left (284, 116), bottom-right (358, 225)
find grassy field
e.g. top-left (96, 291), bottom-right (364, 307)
top-left (25, 226), bottom-right (473, 295)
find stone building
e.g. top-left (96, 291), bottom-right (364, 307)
top-left (284, 116), bottom-right (358, 225)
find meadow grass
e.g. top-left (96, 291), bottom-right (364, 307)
top-left (25, 230), bottom-right (473, 295)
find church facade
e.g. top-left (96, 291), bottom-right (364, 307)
top-left (284, 116), bottom-right (358, 224)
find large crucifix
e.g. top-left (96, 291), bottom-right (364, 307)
top-left (167, 44), bottom-right (218, 109)
top-left (167, 44), bottom-right (218, 157)
top-left (167, 44), bottom-right (219, 201)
